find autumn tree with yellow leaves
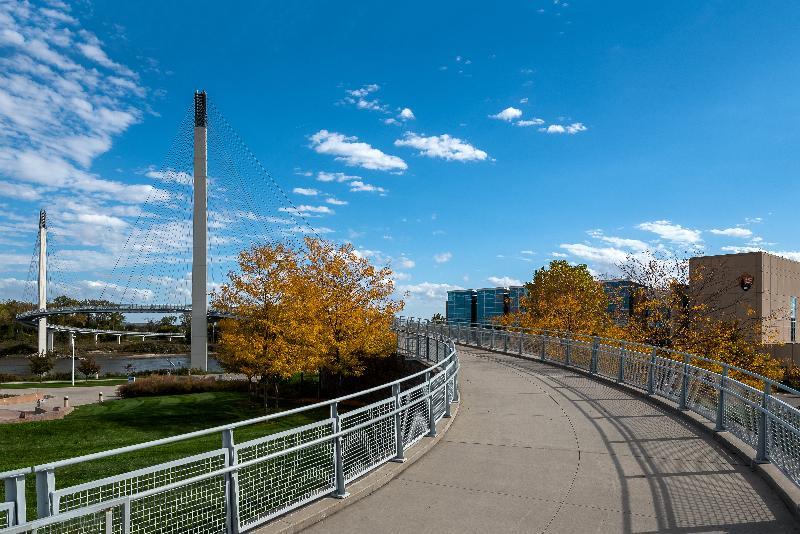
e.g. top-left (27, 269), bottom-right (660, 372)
top-left (500, 260), bottom-right (618, 336)
top-left (618, 253), bottom-right (784, 384)
top-left (212, 237), bottom-right (403, 404)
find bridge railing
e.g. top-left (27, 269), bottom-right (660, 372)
top-left (0, 324), bottom-right (458, 532)
top-left (397, 316), bottom-right (800, 491)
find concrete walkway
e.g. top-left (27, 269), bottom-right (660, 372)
top-left (303, 346), bottom-right (799, 533)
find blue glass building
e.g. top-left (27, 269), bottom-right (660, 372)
top-left (476, 288), bottom-right (508, 324)
top-left (446, 290), bottom-right (476, 324)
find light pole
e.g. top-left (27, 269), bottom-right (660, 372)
top-left (70, 333), bottom-right (75, 386)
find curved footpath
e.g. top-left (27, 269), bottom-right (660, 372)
top-left (303, 345), bottom-right (799, 533)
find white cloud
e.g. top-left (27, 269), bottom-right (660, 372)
top-left (399, 282), bottom-right (462, 300)
top-left (393, 271), bottom-right (412, 281)
top-left (540, 122), bottom-right (587, 134)
top-left (309, 130), bottom-right (407, 172)
top-left (720, 247), bottom-right (800, 262)
top-left (317, 171), bottom-right (360, 183)
top-left (520, 250), bottom-right (535, 255)
top-left (487, 275), bottom-right (522, 287)
top-left (325, 197), bottom-right (348, 206)
top-left (397, 256), bottom-right (415, 269)
top-left (433, 252), bottom-right (452, 263)
top-left (292, 187), bottom-right (319, 196)
top-left (343, 84), bottom-right (386, 112)
top-left (560, 243), bottom-right (629, 265)
top-left (710, 227), bottom-right (752, 238)
top-left (551, 252), bottom-right (568, 258)
top-left (394, 132), bottom-right (488, 162)
top-left (278, 204), bottom-right (334, 216)
top-left (587, 230), bottom-right (648, 251)
top-left (637, 220), bottom-right (702, 245)
top-left (399, 107), bottom-right (415, 120)
top-left (516, 118), bottom-right (545, 127)
top-left (349, 180), bottom-right (386, 194)
top-left (490, 107), bottom-right (523, 121)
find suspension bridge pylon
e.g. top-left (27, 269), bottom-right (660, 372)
top-left (37, 208), bottom-right (47, 355)
top-left (192, 90), bottom-right (208, 370)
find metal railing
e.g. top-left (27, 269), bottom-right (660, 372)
top-left (398, 316), bottom-right (800, 492)
top-left (0, 324), bottom-right (458, 532)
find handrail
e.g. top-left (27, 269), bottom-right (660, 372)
top-left (398, 316), bottom-right (800, 397)
top-left (0, 324), bottom-right (459, 531)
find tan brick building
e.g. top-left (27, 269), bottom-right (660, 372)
top-left (689, 251), bottom-right (800, 364)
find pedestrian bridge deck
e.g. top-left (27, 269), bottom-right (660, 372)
top-left (304, 346), bottom-right (799, 533)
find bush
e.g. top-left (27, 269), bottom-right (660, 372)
top-left (118, 375), bottom-right (249, 398)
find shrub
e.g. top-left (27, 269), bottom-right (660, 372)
top-left (77, 356), bottom-right (101, 379)
top-left (28, 351), bottom-right (55, 379)
top-left (118, 375), bottom-right (249, 398)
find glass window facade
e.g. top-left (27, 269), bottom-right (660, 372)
top-left (508, 286), bottom-right (527, 314)
top-left (791, 296), bottom-right (797, 343)
top-left (476, 288), bottom-right (507, 324)
top-left (446, 290), bottom-right (476, 324)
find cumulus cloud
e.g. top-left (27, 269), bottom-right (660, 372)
top-left (292, 187), bottom-right (319, 196)
top-left (399, 107), bottom-right (415, 120)
top-left (342, 84), bottom-right (386, 112)
top-left (559, 243), bottom-right (629, 266)
top-left (394, 132), bottom-right (488, 162)
top-left (587, 230), bottom-right (648, 251)
top-left (487, 275), bottom-right (522, 287)
top-left (516, 118), bottom-right (545, 127)
top-left (433, 252), bottom-right (452, 263)
top-left (278, 205), bottom-right (334, 216)
top-left (540, 122), bottom-right (587, 134)
top-left (309, 130), bottom-right (407, 172)
top-left (349, 180), bottom-right (386, 194)
top-left (325, 197), bottom-right (348, 206)
top-left (710, 227), bottom-right (752, 238)
top-left (490, 107), bottom-right (523, 121)
top-left (637, 220), bottom-right (702, 245)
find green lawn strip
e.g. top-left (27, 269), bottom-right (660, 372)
top-left (1, 379), bottom-right (129, 389)
top-left (0, 392), bottom-right (328, 521)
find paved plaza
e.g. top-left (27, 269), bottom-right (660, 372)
top-left (304, 346), bottom-right (799, 533)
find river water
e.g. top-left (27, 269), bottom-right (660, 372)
top-left (0, 354), bottom-right (223, 376)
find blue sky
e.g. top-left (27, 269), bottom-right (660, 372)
top-left (1, 0), bottom-right (799, 318)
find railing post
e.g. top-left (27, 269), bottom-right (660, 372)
top-left (715, 365), bottom-right (728, 431)
top-left (590, 336), bottom-right (599, 375)
top-left (35, 468), bottom-right (54, 518)
top-left (426, 371), bottom-right (437, 437)
top-left (679, 354), bottom-right (690, 410)
top-left (564, 335), bottom-right (572, 366)
top-left (541, 333), bottom-right (547, 361)
top-left (330, 402), bottom-right (349, 498)
top-left (426, 334), bottom-right (430, 361)
top-left (503, 331), bottom-right (509, 352)
top-left (222, 428), bottom-right (240, 533)
top-left (756, 382), bottom-right (771, 463)
top-left (415, 333), bottom-right (420, 359)
top-left (518, 332), bottom-right (524, 355)
top-left (477, 327), bottom-right (482, 348)
top-left (392, 383), bottom-right (405, 462)
top-left (617, 345), bottom-right (626, 383)
top-left (646, 348), bottom-right (657, 396)
top-left (444, 370), bottom-right (452, 418)
top-left (4, 474), bottom-right (26, 526)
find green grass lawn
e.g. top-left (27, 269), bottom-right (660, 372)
top-left (0, 391), bottom-right (328, 520)
top-left (0, 379), bottom-right (129, 389)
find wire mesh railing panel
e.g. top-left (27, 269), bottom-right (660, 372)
top-left (651, 357), bottom-right (684, 402)
top-left (544, 336), bottom-right (566, 364)
top-left (400, 384), bottom-right (429, 449)
top-left (341, 399), bottom-right (396, 483)
top-left (766, 398), bottom-right (800, 486)
top-left (622, 350), bottom-right (650, 388)
top-left (723, 380), bottom-right (762, 448)
top-left (53, 449), bottom-right (227, 513)
top-left (685, 367), bottom-right (720, 423)
top-left (431, 371), bottom-right (447, 421)
top-left (128, 475), bottom-right (226, 534)
top-left (521, 333), bottom-right (538, 358)
top-left (0, 503), bottom-right (12, 530)
top-left (236, 421), bottom-right (334, 529)
top-left (596, 344), bottom-right (621, 380)
top-left (569, 339), bottom-right (593, 371)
